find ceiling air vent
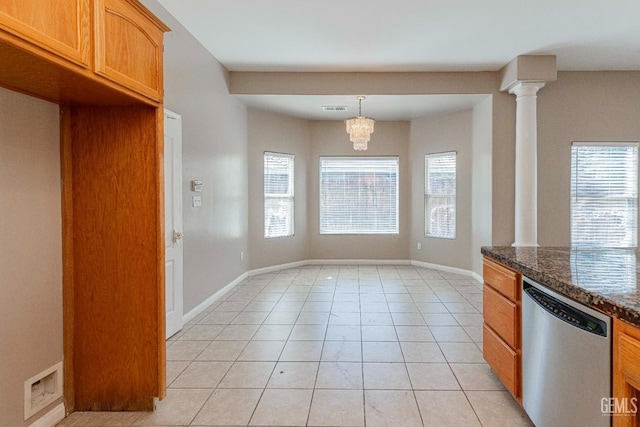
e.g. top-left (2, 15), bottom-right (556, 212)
top-left (322, 105), bottom-right (348, 112)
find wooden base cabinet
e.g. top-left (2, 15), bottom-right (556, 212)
top-left (482, 257), bottom-right (522, 401)
top-left (613, 318), bottom-right (640, 426)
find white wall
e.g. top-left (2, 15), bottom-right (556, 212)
top-left (143, 0), bottom-right (249, 312)
top-left (0, 87), bottom-right (63, 427)
top-left (308, 121), bottom-right (411, 261)
top-left (247, 109), bottom-right (310, 269)
top-left (409, 109), bottom-right (474, 270)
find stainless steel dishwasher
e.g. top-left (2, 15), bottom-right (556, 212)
top-left (522, 276), bottom-right (611, 427)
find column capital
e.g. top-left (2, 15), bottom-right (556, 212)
top-left (508, 81), bottom-right (546, 97)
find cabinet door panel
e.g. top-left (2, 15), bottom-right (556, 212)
top-left (95, 0), bottom-right (164, 101)
top-left (618, 333), bottom-right (640, 390)
top-left (613, 318), bottom-right (640, 426)
top-left (483, 324), bottom-right (519, 398)
top-left (0, 0), bottom-right (90, 66)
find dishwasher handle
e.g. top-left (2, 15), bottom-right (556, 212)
top-left (523, 282), bottom-right (608, 337)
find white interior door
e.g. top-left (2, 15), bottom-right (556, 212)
top-left (165, 109), bottom-right (184, 339)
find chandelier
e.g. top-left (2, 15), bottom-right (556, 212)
top-left (345, 96), bottom-right (375, 151)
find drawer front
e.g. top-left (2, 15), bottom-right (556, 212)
top-left (483, 323), bottom-right (519, 398)
top-left (483, 258), bottom-right (519, 301)
top-left (483, 284), bottom-right (518, 348)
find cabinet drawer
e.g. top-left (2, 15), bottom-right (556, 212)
top-left (94, 0), bottom-right (167, 101)
top-left (0, 0), bottom-right (91, 66)
top-left (483, 323), bottom-right (519, 398)
top-left (483, 284), bottom-right (518, 348)
top-left (483, 258), bottom-right (519, 301)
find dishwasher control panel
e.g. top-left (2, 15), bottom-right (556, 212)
top-left (524, 282), bottom-right (607, 337)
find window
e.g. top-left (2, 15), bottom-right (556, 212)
top-left (425, 151), bottom-right (456, 239)
top-left (571, 142), bottom-right (638, 248)
top-left (264, 152), bottom-right (294, 238)
top-left (320, 157), bottom-right (399, 234)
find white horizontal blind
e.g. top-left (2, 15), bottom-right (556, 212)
top-left (571, 142), bottom-right (638, 248)
top-left (425, 152), bottom-right (456, 239)
top-left (264, 152), bottom-right (294, 238)
top-left (320, 157), bottom-right (399, 234)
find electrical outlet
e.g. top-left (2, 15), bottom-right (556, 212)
top-left (240, 251), bottom-right (244, 261)
top-left (24, 362), bottom-right (62, 420)
top-left (417, 242), bottom-right (422, 250)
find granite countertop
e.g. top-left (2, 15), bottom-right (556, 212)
top-left (481, 246), bottom-right (640, 327)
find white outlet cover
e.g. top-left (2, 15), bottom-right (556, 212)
top-left (192, 196), bottom-right (202, 207)
top-left (24, 362), bottom-right (63, 420)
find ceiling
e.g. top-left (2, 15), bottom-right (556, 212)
top-left (234, 94), bottom-right (489, 121)
top-left (156, 0), bottom-right (640, 120)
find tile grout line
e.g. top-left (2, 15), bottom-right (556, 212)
top-left (124, 264), bottom-right (524, 427)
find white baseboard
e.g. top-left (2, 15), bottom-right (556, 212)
top-left (470, 271), bottom-right (483, 283)
top-left (411, 260), bottom-right (482, 283)
top-left (247, 260), bottom-right (308, 277)
top-left (306, 259), bottom-right (411, 266)
top-left (182, 272), bottom-right (248, 324)
top-left (245, 258), bottom-right (412, 275)
top-left (29, 402), bottom-right (65, 427)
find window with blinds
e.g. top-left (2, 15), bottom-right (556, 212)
top-left (320, 157), bottom-right (399, 235)
top-left (264, 152), bottom-right (294, 239)
top-left (425, 151), bottom-right (456, 239)
top-left (571, 142), bottom-right (638, 248)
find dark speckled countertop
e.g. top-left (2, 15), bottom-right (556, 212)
top-left (481, 246), bottom-right (640, 327)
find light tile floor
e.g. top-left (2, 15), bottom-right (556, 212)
top-left (57, 265), bottom-right (533, 427)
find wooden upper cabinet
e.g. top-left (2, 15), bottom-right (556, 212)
top-left (0, 0), bottom-right (91, 66)
top-left (94, 0), bottom-right (169, 102)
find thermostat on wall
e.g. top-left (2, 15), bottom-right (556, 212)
top-left (191, 180), bottom-right (203, 192)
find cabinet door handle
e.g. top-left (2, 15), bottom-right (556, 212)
top-left (173, 231), bottom-right (184, 242)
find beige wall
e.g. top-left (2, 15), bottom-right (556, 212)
top-left (0, 88), bottom-right (63, 426)
top-left (537, 71), bottom-right (640, 246)
top-left (308, 121), bottom-right (411, 260)
top-left (144, 0), bottom-right (249, 312)
top-left (409, 109), bottom-right (474, 269)
top-left (471, 96), bottom-right (493, 274)
top-left (228, 71), bottom-right (516, 249)
top-left (247, 109), bottom-right (310, 269)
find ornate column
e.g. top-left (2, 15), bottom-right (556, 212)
top-left (510, 82), bottom-right (545, 247)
